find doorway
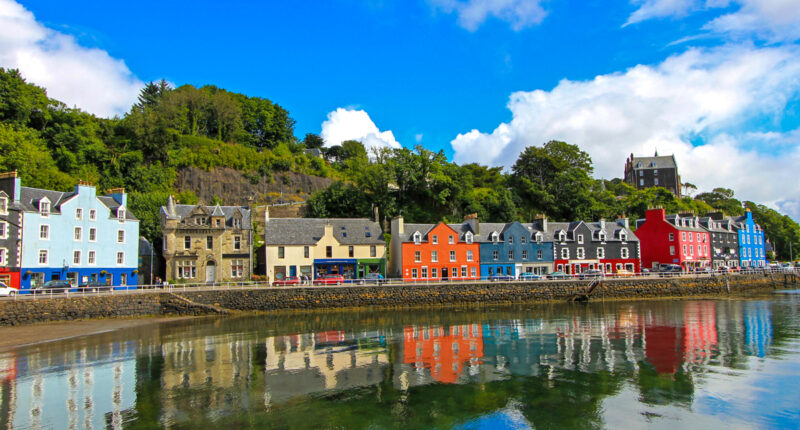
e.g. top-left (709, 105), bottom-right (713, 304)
top-left (205, 261), bottom-right (217, 283)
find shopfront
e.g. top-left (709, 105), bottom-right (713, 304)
top-left (357, 258), bottom-right (385, 278)
top-left (314, 259), bottom-right (357, 279)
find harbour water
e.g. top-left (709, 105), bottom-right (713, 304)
top-left (1, 292), bottom-right (798, 429)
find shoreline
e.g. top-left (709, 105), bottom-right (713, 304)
top-left (0, 316), bottom-right (199, 351)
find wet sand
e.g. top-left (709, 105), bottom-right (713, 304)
top-left (0, 316), bottom-right (195, 350)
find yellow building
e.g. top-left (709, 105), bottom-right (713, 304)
top-left (263, 208), bottom-right (386, 282)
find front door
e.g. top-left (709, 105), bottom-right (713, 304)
top-left (442, 267), bottom-right (449, 280)
top-left (205, 262), bottom-right (216, 283)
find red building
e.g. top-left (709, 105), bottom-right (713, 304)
top-left (403, 324), bottom-right (483, 384)
top-left (635, 209), bottom-right (711, 271)
top-left (389, 216), bottom-right (481, 281)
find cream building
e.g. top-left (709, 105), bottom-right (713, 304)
top-left (160, 196), bottom-right (252, 283)
top-left (263, 208), bottom-right (386, 282)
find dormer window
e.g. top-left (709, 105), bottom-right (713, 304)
top-left (0, 197), bottom-right (7, 215)
top-left (117, 207), bottom-right (126, 222)
top-left (636, 162), bottom-right (642, 168)
top-left (535, 233), bottom-right (543, 243)
top-left (650, 161), bottom-right (656, 167)
top-left (465, 232), bottom-right (473, 244)
top-left (413, 232), bottom-right (422, 244)
top-left (620, 232), bottom-right (627, 242)
top-left (39, 198), bottom-right (50, 217)
top-left (577, 234), bottom-right (584, 244)
top-left (432, 235), bottom-right (438, 244)
top-left (491, 232), bottom-right (499, 243)
top-left (233, 218), bottom-right (241, 228)
top-left (598, 232), bottom-right (606, 242)
top-left (558, 231), bottom-right (566, 242)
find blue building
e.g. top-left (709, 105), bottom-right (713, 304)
top-left (19, 182), bottom-right (139, 290)
top-left (732, 210), bottom-right (766, 267)
top-left (476, 219), bottom-right (554, 279)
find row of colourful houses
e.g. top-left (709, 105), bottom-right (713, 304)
top-left (0, 171), bottom-right (139, 290)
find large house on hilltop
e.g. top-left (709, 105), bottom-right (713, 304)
top-left (624, 151), bottom-right (682, 197)
top-left (262, 208), bottom-right (386, 281)
top-left (161, 196), bottom-right (252, 283)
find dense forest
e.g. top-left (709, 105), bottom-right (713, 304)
top-left (1, 68), bottom-right (799, 259)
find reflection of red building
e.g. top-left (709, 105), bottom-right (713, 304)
top-left (683, 301), bottom-right (718, 364)
top-left (644, 325), bottom-right (684, 374)
top-left (403, 325), bottom-right (484, 384)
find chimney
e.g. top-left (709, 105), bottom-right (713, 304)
top-left (599, 218), bottom-right (606, 231)
top-left (0, 171), bottom-right (21, 202)
top-left (391, 215), bottom-right (404, 236)
top-left (616, 216), bottom-right (630, 229)
top-left (707, 211), bottom-right (725, 220)
top-left (324, 222), bottom-right (333, 237)
top-left (535, 214), bottom-right (548, 232)
top-left (645, 208), bottom-right (666, 222)
top-left (166, 195), bottom-right (177, 218)
top-left (463, 213), bottom-right (479, 235)
top-left (264, 205), bottom-right (270, 222)
top-left (106, 187), bottom-right (126, 206)
top-left (373, 205), bottom-right (379, 223)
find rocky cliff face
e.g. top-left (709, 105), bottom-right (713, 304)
top-left (176, 167), bottom-right (333, 205)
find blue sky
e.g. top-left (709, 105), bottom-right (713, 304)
top-left (2, 0), bottom-right (800, 219)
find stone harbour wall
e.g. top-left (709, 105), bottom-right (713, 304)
top-left (0, 274), bottom-right (793, 327)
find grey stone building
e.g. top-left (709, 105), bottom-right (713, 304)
top-left (699, 214), bottom-right (739, 268)
top-left (624, 151), bottom-right (682, 197)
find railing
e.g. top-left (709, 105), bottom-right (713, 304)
top-left (1, 267), bottom-right (796, 301)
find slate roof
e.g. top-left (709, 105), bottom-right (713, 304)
top-left (264, 218), bottom-right (384, 245)
top-left (548, 220), bottom-right (638, 242)
top-left (18, 186), bottom-right (138, 220)
top-left (699, 217), bottom-right (732, 233)
top-left (162, 203), bottom-right (251, 228)
top-left (664, 215), bottom-right (707, 232)
top-left (630, 155), bottom-right (677, 169)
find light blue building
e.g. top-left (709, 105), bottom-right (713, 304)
top-left (19, 183), bottom-right (139, 290)
top-left (732, 210), bottom-right (766, 267)
top-left (477, 221), bottom-right (554, 279)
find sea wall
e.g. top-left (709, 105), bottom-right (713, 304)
top-left (0, 274), bottom-right (793, 327)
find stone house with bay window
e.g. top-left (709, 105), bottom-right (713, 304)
top-left (161, 196), bottom-right (252, 283)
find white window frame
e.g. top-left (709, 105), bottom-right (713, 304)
top-left (88, 250), bottom-right (96, 265)
top-left (522, 250), bottom-right (528, 260)
top-left (74, 227), bottom-right (82, 242)
top-left (492, 232), bottom-right (499, 243)
top-left (411, 268), bottom-right (418, 278)
top-left (75, 208), bottom-right (83, 220)
top-left (467, 250), bottom-right (474, 262)
top-left (39, 198), bottom-right (50, 217)
top-left (576, 247), bottom-right (585, 259)
top-left (621, 248), bottom-right (629, 259)
top-left (597, 248), bottom-right (605, 259)
top-left (431, 251), bottom-right (438, 262)
top-left (0, 221), bottom-right (7, 239)
top-left (89, 228), bottom-right (97, 242)
top-left (73, 250), bottom-right (81, 265)
top-left (116, 251), bottom-right (125, 266)
top-left (493, 250), bottom-right (499, 261)
top-left (0, 197), bottom-right (7, 215)
top-left (450, 250), bottom-right (456, 262)
top-left (577, 234), bottom-right (584, 244)
top-left (413, 232), bottom-right (422, 244)
top-left (465, 232), bottom-right (473, 244)
top-left (89, 209), bottom-right (96, 221)
top-left (40, 224), bottom-right (50, 240)
top-left (536, 233), bottom-right (543, 243)
top-left (414, 251), bottom-right (421, 263)
top-left (118, 207), bottom-right (126, 223)
top-left (561, 248), bottom-right (569, 259)
top-left (0, 248), bottom-right (6, 266)
top-left (38, 250), bottom-right (48, 265)
top-left (117, 229), bottom-right (125, 244)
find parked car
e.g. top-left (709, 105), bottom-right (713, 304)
top-left (314, 274), bottom-right (345, 285)
top-left (77, 281), bottom-right (113, 292)
top-left (694, 267), bottom-right (713, 274)
top-left (359, 273), bottom-right (384, 285)
top-left (716, 266), bottom-right (733, 274)
top-left (548, 271), bottom-right (570, 280)
top-left (520, 272), bottom-right (542, 281)
top-left (614, 269), bottom-right (635, 277)
top-left (273, 276), bottom-right (302, 287)
top-left (579, 270), bottom-right (605, 280)
top-left (641, 268), bottom-right (651, 276)
top-left (658, 265), bottom-right (683, 277)
top-left (0, 282), bottom-right (17, 297)
top-left (32, 280), bottom-right (73, 294)
top-left (488, 274), bottom-right (515, 281)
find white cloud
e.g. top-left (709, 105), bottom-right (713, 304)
top-left (449, 45), bottom-right (800, 218)
top-left (0, 0), bottom-right (143, 117)
top-left (626, 0), bottom-right (800, 41)
top-left (320, 108), bottom-right (402, 151)
top-left (429, 0), bottom-right (547, 31)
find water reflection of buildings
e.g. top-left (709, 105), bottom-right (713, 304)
top-left (0, 341), bottom-right (137, 430)
top-left (744, 301), bottom-right (772, 357)
top-left (400, 325), bottom-right (484, 386)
